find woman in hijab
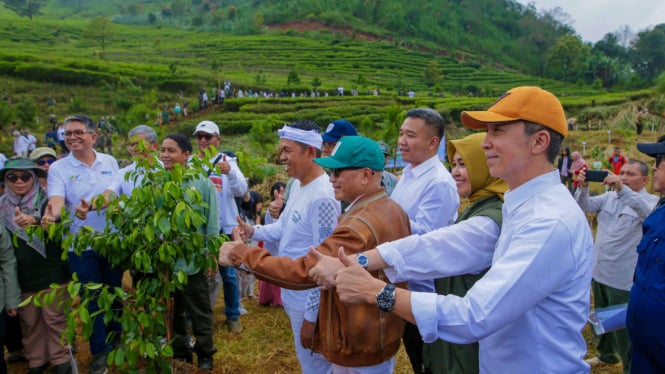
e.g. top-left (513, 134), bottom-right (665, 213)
top-left (570, 151), bottom-right (588, 192)
top-left (421, 132), bottom-right (508, 374)
top-left (0, 157), bottom-right (71, 374)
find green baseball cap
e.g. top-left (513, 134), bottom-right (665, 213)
top-left (314, 136), bottom-right (385, 171)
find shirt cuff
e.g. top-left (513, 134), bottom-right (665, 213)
top-left (411, 291), bottom-right (440, 343)
top-left (377, 242), bottom-right (405, 283)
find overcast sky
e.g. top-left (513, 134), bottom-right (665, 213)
top-left (515, 0), bottom-right (665, 43)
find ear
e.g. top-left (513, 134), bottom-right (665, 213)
top-left (530, 130), bottom-right (550, 156)
top-left (428, 136), bottom-right (440, 151)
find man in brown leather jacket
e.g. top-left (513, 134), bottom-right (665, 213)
top-left (219, 136), bottom-right (410, 372)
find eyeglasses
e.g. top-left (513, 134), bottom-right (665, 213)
top-left (64, 130), bottom-right (95, 138)
top-left (656, 154), bottom-right (664, 168)
top-left (330, 167), bottom-right (365, 178)
top-left (6, 173), bottom-right (33, 183)
top-left (195, 133), bottom-right (214, 141)
top-left (36, 158), bottom-right (56, 166)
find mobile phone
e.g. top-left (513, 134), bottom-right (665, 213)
top-left (585, 170), bottom-right (609, 182)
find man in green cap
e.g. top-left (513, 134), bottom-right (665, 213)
top-left (219, 135), bottom-right (411, 372)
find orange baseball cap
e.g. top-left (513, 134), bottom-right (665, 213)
top-left (461, 86), bottom-right (567, 137)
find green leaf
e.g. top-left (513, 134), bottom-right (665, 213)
top-left (114, 348), bottom-right (125, 366)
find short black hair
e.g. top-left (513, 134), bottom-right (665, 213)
top-left (164, 133), bottom-right (193, 154)
top-left (64, 114), bottom-right (96, 132)
top-left (405, 108), bottom-right (445, 139)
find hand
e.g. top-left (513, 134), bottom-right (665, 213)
top-left (604, 171), bottom-right (623, 191)
top-left (308, 246), bottom-right (344, 290)
top-left (235, 215), bottom-right (254, 239)
top-left (268, 187), bottom-right (285, 219)
top-left (218, 240), bottom-right (245, 267)
top-left (14, 207), bottom-right (36, 229)
top-left (577, 169), bottom-right (589, 188)
top-left (231, 226), bottom-right (245, 242)
top-left (40, 203), bottom-right (57, 229)
top-left (335, 248), bottom-right (384, 305)
top-left (6, 309), bottom-right (16, 317)
top-left (300, 319), bottom-right (316, 349)
top-left (217, 154), bottom-right (231, 174)
top-left (75, 198), bottom-right (90, 220)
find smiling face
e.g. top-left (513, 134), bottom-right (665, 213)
top-left (64, 120), bottom-right (97, 153)
top-left (160, 138), bottom-right (190, 170)
top-left (397, 117), bottom-right (439, 167)
top-left (451, 152), bottom-right (472, 198)
top-left (278, 139), bottom-right (312, 180)
top-left (482, 122), bottom-right (534, 188)
top-left (194, 132), bottom-right (220, 151)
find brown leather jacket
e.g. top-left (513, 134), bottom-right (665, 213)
top-left (236, 190), bottom-right (411, 367)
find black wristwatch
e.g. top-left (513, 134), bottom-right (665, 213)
top-left (376, 284), bottom-right (396, 312)
top-left (356, 252), bottom-right (369, 269)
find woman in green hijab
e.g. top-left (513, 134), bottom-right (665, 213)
top-left (422, 132), bottom-right (508, 374)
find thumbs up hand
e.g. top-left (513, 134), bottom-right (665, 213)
top-left (74, 198), bottom-right (90, 220)
top-left (268, 187), bottom-right (285, 219)
top-left (308, 246), bottom-right (344, 290)
top-left (41, 203), bottom-right (57, 229)
top-left (14, 206), bottom-right (36, 228)
top-left (217, 153), bottom-right (231, 174)
top-left (335, 247), bottom-right (385, 305)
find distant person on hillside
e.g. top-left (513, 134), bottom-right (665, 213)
top-left (24, 130), bottom-right (37, 153)
top-left (12, 131), bottom-right (29, 158)
top-left (56, 123), bottom-right (67, 156)
top-left (609, 147), bottom-right (628, 175)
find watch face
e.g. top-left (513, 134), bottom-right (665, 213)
top-left (357, 253), bottom-right (369, 268)
top-left (377, 284), bottom-right (396, 312)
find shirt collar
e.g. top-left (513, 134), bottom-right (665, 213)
top-left (404, 154), bottom-right (441, 178)
top-left (503, 170), bottom-right (560, 214)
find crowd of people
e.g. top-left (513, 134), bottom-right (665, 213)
top-left (0, 85), bottom-right (664, 374)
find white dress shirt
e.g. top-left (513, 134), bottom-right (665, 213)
top-left (409, 171), bottom-right (594, 373)
top-left (390, 154), bottom-right (458, 292)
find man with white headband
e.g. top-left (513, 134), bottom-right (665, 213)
top-left (234, 120), bottom-right (339, 373)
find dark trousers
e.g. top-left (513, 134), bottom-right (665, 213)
top-left (0, 310), bottom-right (6, 374)
top-left (404, 321), bottom-right (426, 373)
top-left (173, 271), bottom-right (216, 359)
top-left (68, 250), bottom-right (123, 356)
top-left (4, 313), bottom-right (22, 352)
top-left (593, 280), bottom-right (630, 373)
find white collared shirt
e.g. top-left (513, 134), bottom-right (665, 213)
top-left (409, 171), bottom-right (593, 373)
top-left (390, 154), bottom-right (458, 292)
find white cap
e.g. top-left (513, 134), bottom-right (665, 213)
top-left (193, 120), bottom-right (220, 135)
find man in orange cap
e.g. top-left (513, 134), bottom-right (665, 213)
top-left (316, 87), bottom-right (595, 373)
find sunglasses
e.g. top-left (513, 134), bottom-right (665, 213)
top-left (6, 173), bottom-right (33, 183)
top-left (330, 167), bottom-right (365, 178)
top-left (195, 133), bottom-right (214, 141)
top-left (36, 158), bottom-right (56, 166)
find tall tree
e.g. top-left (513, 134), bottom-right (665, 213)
top-left (2, 0), bottom-right (46, 20)
top-left (82, 17), bottom-right (116, 59)
top-left (631, 24), bottom-right (665, 84)
top-left (547, 34), bottom-right (589, 82)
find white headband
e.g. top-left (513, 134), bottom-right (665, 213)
top-left (278, 125), bottom-right (322, 150)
